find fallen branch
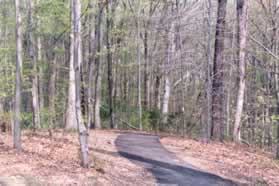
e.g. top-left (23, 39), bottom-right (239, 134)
top-left (115, 117), bottom-right (140, 131)
top-left (240, 139), bottom-right (250, 147)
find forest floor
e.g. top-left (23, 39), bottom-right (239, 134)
top-left (0, 130), bottom-right (278, 185)
top-left (161, 136), bottom-right (279, 186)
top-left (0, 130), bottom-right (155, 185)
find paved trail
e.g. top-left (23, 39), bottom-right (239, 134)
top-left (115, 133), bottom-right (236, 186)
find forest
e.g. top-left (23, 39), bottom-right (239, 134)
top-left (0, 0), bottom-right (279, 185)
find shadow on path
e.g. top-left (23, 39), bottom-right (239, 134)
top-left (115, 133), bottom-right (237, 186)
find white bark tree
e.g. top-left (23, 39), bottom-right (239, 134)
top-left (233, 0), bottom-right (249, 142)
top-left (65, 0), bottom-right (77, 130)
top-left (72, 0), bottom-right (89, 167)
top-left (14, 0), bottom-right (22, 150)
top-left (162, 26), bottom-right (173, 126)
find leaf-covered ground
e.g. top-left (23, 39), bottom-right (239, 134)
top-left (161, 136), bottom-right (279, 186)
top-left (0, 130), bottom-right (278, 185)
top-left (0, 130), bottom-right (155, 185)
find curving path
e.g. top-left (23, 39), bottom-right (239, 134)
top-left (115, 133), bottom-right (237, 186)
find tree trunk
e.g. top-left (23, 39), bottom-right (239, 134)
top-left (49, 56), bottom-right (57, 129)
top-left (28, 0), bottom-right (41, 129)
top-left (275, 37), bottom-right (279, 157)
top-left (269, 1), bottom-right (279, 159)
top-left (65, 0), bottom-right (77, 130)
top-left (14, 0), bottom-right (22, 150)
top-left (143, 28), bottom-right (150, 109)
top-left (94, 64), bottom-right (102, 129)
top-left (276, 43), bottom-right (279, 159)
top-left (226, 20), bottom-right (237, 138)
top-left (233, 0), bottom-right (249, 142)
top-left (211, 0), bottom-right (227, 141)
top-left (87, 1), bottom-right (103, 130)
top-left (38, 37), bottom-right (44, 117)
top-left (87, 2), bottom-right (94, 129)
top-left (94, 0), bottom-right (103, 129)
top-left (162, 75), bottom-right (170, 125)
top-left (137, 8), bottom-right (143, 131)
top-left (154, 75), bottom-right (161, 111)
top-left (162, 26), bottom-right (173, 126)
top-left (73, 0), bottom-right (89, 168)
top-left (106, 0), bottom-right (116, 129)
top-left (176, 11), bottom-right (186, 137)
top-left (206, 0), bottom-right (213, 141)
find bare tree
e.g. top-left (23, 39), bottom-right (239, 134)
top-left (14, 0), bottom-right (22, 150)
top-left (137, 3), bottom-right (143, 131)
top-left (143, 0), bottom-right (158, 109)
top-left (38, 36), bottom-right (44, 117)
top-left (211, 0), bottom-right (228, 141)
top-left (73, 0), bottom-right (89, 167)
top-left (205, 0), bottom-right (213, 141)
top-left (65, 0), bottom-right (77, 130)
top-left (106, 0), bottom-right (116, 129)
top-left (27, 0), bottom-right (41, 130)
top-left (233, 0), bottom-right (249, 142)
top-left (161, 2), bottom-right (174, 128)
top-left (48, 55), bottom-right (57, 131)
top-left (87, 1), bottom-right (95, 130)
top-left (94, 0), bottom-right (103, 129)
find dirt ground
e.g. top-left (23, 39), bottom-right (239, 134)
top-left (0, 130), bottom-right (155, 185)
top-left (160, 136), bottom-right (279, 186)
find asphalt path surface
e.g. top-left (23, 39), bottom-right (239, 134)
top-left (115, 133), bottom-right (237, 186)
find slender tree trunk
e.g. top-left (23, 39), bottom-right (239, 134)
top-left (31, 64), bottom-right (40, 129)
top-left (73, 0), bottom-right (89, 168)
top-left (48, 56), bottom-right (57, 129)
top-left (162, 26), bottom-right (173, 126)
top-left (206, 0), bottom-right (213, 141)
top-left (275, 43), bottom-right (279, 157)
top-left (276, 47), bottom-right (279, 159)
top-left (38, 37), bottom-right (44, 115)
top-left (14, 0), bottom-right (22, 150)
top-left (154, 75), bottom-right (161, 110)
top-left (176, 6), bottom-right (186, 137)
top-left (277, 83), bottom-right (279, 158)
top-left (113, 59), bottom-right (119, 106)
top-left (143, 28), bottom-right (150, 109)
top-left (87, 2), bottom-right (103, 130)
top-left (269, 2), bottom-right (279, 159)
top-left (94, 0), bottom-right (103, 129)
top-left (106, 0), bottom-right (116, 129)
top-left (211, 0), bottom-right (228, 141)
top-left (123, 69), bottom-right (129, 103)
top-left (233, 0), bottom-right (249, 142)
top-left (28, 0), bottom-right (40, 129)
top-left (0, 3), bottom-right (6, 117)
top-left (80, 64), bottom-right (86, 116)
top-left (87, 1), bottom-right (95, 129)
top-left (162, 76), bottom-right (170, 124)
top-left (226, 20), bottom-right (237, 138)
top-left (226, 67), bottom-right (232, 136)
top-left (65, 0), bottom-right (77, 130)
top-left (136, 5), bottom-right (143, 130)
